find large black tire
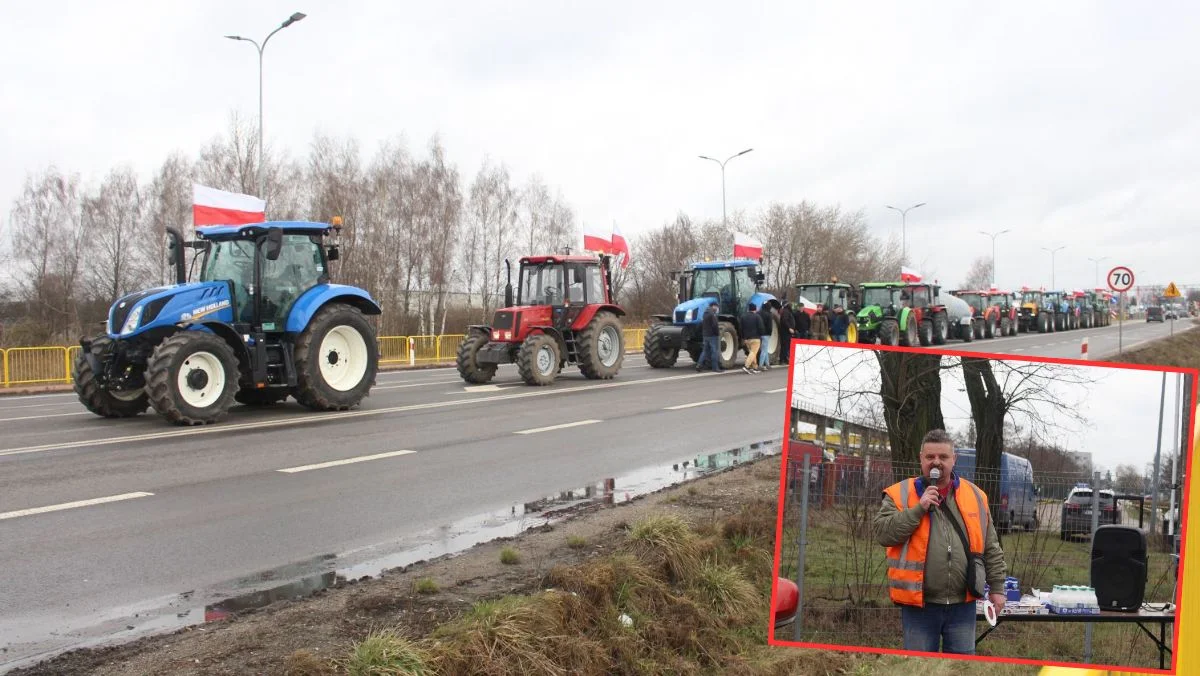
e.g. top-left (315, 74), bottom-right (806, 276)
top-left (983, 316), bottom-right (995, 339)
top-left (146, 332), bottom-right (239, 425)
top-left (517, 332), bottom-right (561, 386)
top-left (235, 388), bottom-right (290, 406)
top-left (972, 319), bottom-right (984, 340)
top-left (918, 320), bottom-right (933, 347)
top-left (1038, 313), bottom-right (1049, 333)
top-left (961, 322), bottom-right (975, 342)
top-left (456, 330), bottom-right (497, 384)
top-left (687, 344), bottom-right (703, 363)
top-left (73, 337), bottom-right (149, 418)
top-left (932, 315), bottom-right (949, 345)
top-left (901, 319), bottom-right (918, 347)
top-left (577, 311), bottom-right (624, 380)
top-left (294, 304), bottom-right (379, 411)
top-left (765, 311), bottom-right (782, 364)
top-left (643, 323), bottom-right (679, 368)
top-left (999, 317), bottom-right (1010, 336)
top-left (717, 321), bottom-right (739, 369)
top-left (878, 320), bottom-right (899, 346)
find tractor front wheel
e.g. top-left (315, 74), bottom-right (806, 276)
top-left (518, 332), bottom-right (561, 386)
top-left (294, 304), bottom-right (379, 411)
top-left (73, 337), bottom-right (149, 418)
top-left (878, 321), bottom-right (899, 346)
top-left (643, 323), bottom-right (679, 368)
top-left (578, 311), bottom-right (624, 380)
top-left (932, 315), bottom-right (949, 345)
top-left (717, 321), bottom-right (739, 369)
top-left (901, 319), bottom-right (918, 347)
top-left (146, 332), bottom-right (239, 425)
top-left (457, 330), bottom-right (498, 384)
top-left (918, 320), bottom-right (934, 347)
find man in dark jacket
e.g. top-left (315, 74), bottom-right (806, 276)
top-left (830, 305), bottom-right (850, 342)
top-left (695, 301), bottom-right (722, 372)
top-left (739, 302), bottom-right (764, 373)
top-left (779, 302), bottom-right (796, 364)
top-left (794, 305), bottom-right (812, 340)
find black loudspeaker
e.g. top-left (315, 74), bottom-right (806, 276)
top-left (1090, 525), bottom-right (1148, 612)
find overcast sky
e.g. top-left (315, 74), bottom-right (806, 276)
top-left (789, 344), bottom-right (1194, 474)
top-left (2, 1), bottom-right (1199, 291)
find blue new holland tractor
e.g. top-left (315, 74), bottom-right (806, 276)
top-left (73, 220), bottom-right (381, 425)
top-left (642, 260), bottom-right (783, 369)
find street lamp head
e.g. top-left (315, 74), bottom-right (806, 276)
top-left (224, 34), bottom-right (245, 41)
top-left (912, 202), bottom-right (926, 209)
top-left (698, 155), bottom-right (715, 161)
top-left (282, 12), bottom-right (307, 27)
top-left (736, 148), bottom-right (754, 157)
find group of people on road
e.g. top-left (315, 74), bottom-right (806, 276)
top-left (694, 300), bottom-right (856, 374)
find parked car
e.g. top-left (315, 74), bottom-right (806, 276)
top-left (1165, 308), bottom-right (1179, 320)
top-left (1146, 306), bottom-right (1164, 322)
top-left (1060, 486), bottom-right (1119, 539)
top-left (952, 449), bottom-right (1038, 532)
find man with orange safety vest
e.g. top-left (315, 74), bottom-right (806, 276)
top-left (872, 429), bottom-right (1008, 654)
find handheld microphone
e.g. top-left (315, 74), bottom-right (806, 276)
top-left (929, 467), bottom-right (941, 481)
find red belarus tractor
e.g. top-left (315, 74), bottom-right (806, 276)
top-left (456, 254), bottom-right (625, 386)
top-left (984, 289), bottom-right (1020, 336)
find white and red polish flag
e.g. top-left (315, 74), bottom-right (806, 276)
top-left (900, 266), bottom-right (923, 283)
top-left (733, 232), bottom-right (763, 260)
top-left (610, 223), bottom-right (630, 268)
top-left (193, 184), bottom-right (266, 227)
top-left (583, 223), bottom-right (613, 254)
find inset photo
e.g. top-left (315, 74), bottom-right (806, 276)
top-left (771, 341), bottom-right (1197, 673)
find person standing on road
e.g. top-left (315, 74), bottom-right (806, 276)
top-left (695, 301), bottom-right (722, 372)
top-left (794, 304), bottom-right (811, 340)
top-left (779, 301), bottom-right (796, 364)
top-left (739, 302), bottom-right (764, 373)
top-left (872, 429), bottom-right (1008, 655)
top-left (830, 305), bottom-right (850, 342)
top-left (758, 304), bottom-right (776, 370)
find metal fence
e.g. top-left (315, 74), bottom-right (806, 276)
top-left (778, 454), bottom-right (1182, 668)
top-left (0, 328), bottom-right (649, 388)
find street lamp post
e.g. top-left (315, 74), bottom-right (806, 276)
top-left (978, 229), bottom-right (1011, 288)
top-left (698, 148), bottom-right (753, 229)
top-left (1087, 256), bottom-right (1109, 289)
top-left (225, 11), bottom-right (307, 199)
top-left (886, 202), bottom-right (926, 264)
top-left (1041, 245), bottom-right (1066, 289)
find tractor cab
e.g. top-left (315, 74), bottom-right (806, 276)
top-left (682, 262), bottom-right (764, 318)
top-left (795, 282), bottom-right (857, 313)
top-left (950, 290), bottom-right (988, 315)
top-left (505, 255), bottom-right (615, 335)
top-left (902, 283), bottom-right (940, 309)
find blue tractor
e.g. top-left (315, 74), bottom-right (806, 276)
top-left (643, 260), bottom-right (783, 369)
top-left (73, 220), bottom-right (381, 425)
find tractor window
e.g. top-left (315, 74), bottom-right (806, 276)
top-left (201, 239), bottom-right (257, 321)
top-left (565, 265), bottom-right (587, 304)
top-left (519, 263), bottom-right (563, 306)
top-left (586, 265), bottom-right (606, 303)
top-left (731, 267), bottom-right (755, 308)
top-left (862, 288), bottom-right (897, 308)
top-left (260, 235), bottom-right (325, 326)
top-left (692, 269), bottom-right (732, 304)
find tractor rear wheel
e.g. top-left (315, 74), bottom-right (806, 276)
top-left (961, 322), bottom-right (975, 342)
top-left (294, 304), bottom-right (379, 411)
top-left (717, 321), bottom-right (739, 369)
top-left (764, 311), bottom-right (782, 364)
top-left (578, 311), bottom-right (624, 380)
top-left (518, 332), bottom-right (561, 385)
top-left (73, 337), bottom-right (149, 418)
top-left (643, 323), bottom-right (679, 368)
top-left (235, 389), bottom-right (289, 406)
top-left (901, 319), bottom-right (918, 347)
top-left (932, 315), bottom-right (949, 345)
top-left (1038, 313), bottom-right (1049, 333)
top-left (878, 320), bottom-right (899, 346)
top-left (984, 317), bottom-right (995, 339)
top-left (457, 330), bottom-right (497, 384)
top-left (146, 332), bottom-right (239, 425)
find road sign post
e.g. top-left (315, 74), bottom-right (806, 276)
top-left (1165, 281), bottom-right (1181, 336)
top-left (1108, 266), bottom-right (1135, 357)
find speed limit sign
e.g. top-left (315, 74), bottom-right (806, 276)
top-left (1108, 266), bottom-right (1135, 292)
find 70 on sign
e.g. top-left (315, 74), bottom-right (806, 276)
top-left (1108, 266), bottom-right (1135, 293)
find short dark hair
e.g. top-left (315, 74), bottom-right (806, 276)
top-left (921, 429), bottom-right (954, 447)
top-left (748, 302), bottom-right (757, 311)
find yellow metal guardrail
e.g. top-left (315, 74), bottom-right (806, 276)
top-left (1, 328), bottom-right (650, 388)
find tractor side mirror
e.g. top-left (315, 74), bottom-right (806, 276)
top-left (754, 271), bottom-right (766, 285)
top-left (327, 246), bottom-right (340, 261)
top-left (165, 226), bottom-right (186, 284)
top-left (264, 227), bottom-right (284, 261)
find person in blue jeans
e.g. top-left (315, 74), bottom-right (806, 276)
top-left (758, 305), bottom-right (775, 370)
top-left (695, 302), bottom-right (722, 372)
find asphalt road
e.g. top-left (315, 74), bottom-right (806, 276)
top-left (0, 317), bottom-right (1190, 669)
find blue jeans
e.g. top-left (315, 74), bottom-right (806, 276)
top-left (833, 333), bottom-right (848, 342)
top-left (900, 602), bottom-right (977, 654)
top-left (700, 336), bottom-right (722, 371)
top-left (758, 337), bottom-right (771, 367)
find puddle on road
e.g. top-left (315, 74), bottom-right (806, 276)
top-left (2, 438), bottom-right (780, 672)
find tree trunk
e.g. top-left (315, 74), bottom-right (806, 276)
top-left (961, 356), bottom-right (1006, 522)
top-left (877, 351), bottom-right (945, 479)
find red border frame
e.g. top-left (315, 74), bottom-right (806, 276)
top-left (767, 337), bottom-right (1199, 674)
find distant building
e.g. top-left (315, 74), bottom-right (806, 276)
top-left (1066, 450), bottom-right (1093, 473)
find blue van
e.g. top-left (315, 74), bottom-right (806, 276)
top-left (952, 449), bottom-right (1038, 533)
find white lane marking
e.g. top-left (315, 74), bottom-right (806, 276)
top-left (277, 450), bottom-right (416, 473)
top-left (1012, 348), bottom-right (1026, 352)
top-left (447, 384), bottom-right (519, 394)
top-left (0, 401), bottom-right (80, 411)
top-left (0, 392), bottom-right (78, 401)
top-left (514, 419), bottom-right (602, 435)
top-left (664, 399), bottom-right (722, 410)
top-left (763, 388), bottom-right (788, 394)
top-left (0, 370), bottom-right (716, 458)
top-left (373, 379), bottom-right (461, 390)
top-left (0, 412), bottom-right (91, 423)
top-left (0, 491), bottom-right (154, 521)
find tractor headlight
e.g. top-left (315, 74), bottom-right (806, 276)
top-left (120, 305), bottom-right (143, 335)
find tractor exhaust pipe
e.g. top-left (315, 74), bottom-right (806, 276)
top-left (504, 259), bottom-right (513, 308)
top-left (166, 227), bottom-right (186, 285)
